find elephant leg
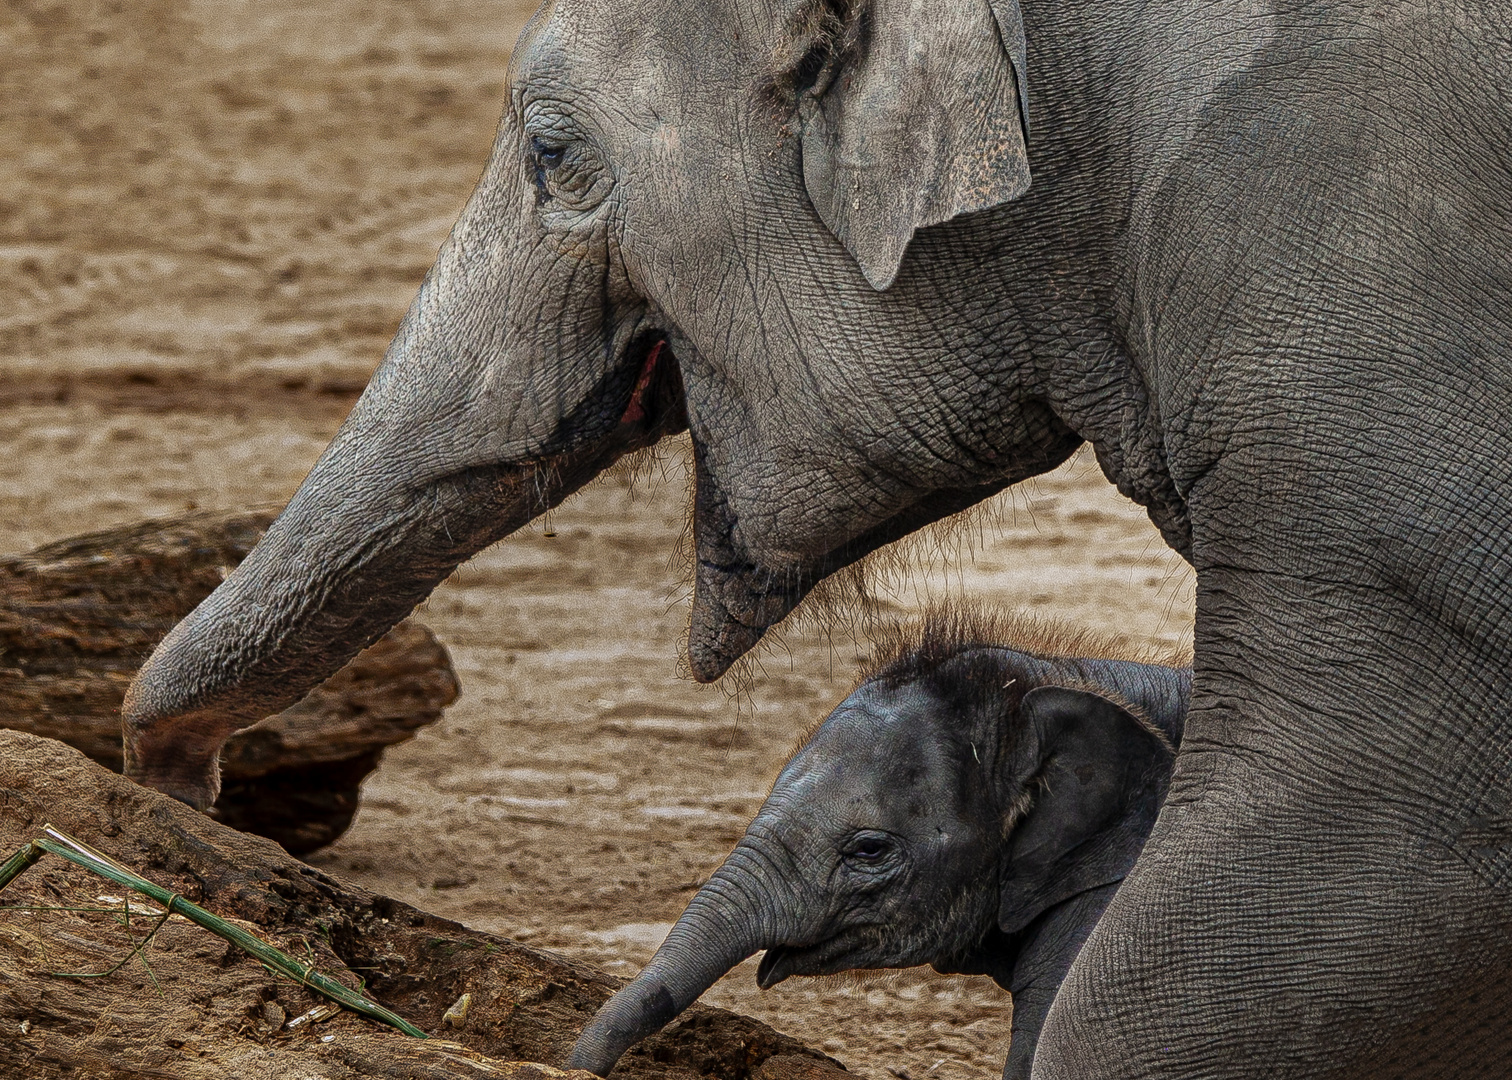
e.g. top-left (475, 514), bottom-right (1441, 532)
top-left (1029, 591), bottom-right (1512, 1077)
top-left (1003, 986), bottom-right (1054, 1080)
top-left (998, 884), bottom-right (1125, 1080)
top-left (1033, 768), bottom-right (1512, 1077)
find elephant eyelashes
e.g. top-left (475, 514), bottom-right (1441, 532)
top-left (529, 137), bottom-right (567, 196)
top-left (523, 130), bottom-right (613, 214)
top-left (843, 831), bottom-right (895, 868)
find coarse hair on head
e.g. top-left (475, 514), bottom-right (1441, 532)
top-left (761, 0), bottom-right (866, 105)
top-left (859, 599), bottom-right (1193, 690)
top-left (777, 601), bottom-right (1186, 782)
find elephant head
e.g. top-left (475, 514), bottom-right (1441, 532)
top-left (124, 0), bottom-right (1101, 808)
top-left (568, 622), bottom-right (1189, 1080)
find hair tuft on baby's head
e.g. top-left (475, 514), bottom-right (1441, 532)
top-left (859, 599), bottom-right (1190, 689)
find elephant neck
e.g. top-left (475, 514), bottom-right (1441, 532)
top-left (1008, 0), bottom-right (1281, 560)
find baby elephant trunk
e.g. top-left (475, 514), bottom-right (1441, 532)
top-left (570, 855), bottom-right (782, 1076)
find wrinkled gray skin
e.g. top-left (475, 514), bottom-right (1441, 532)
top-left (569, 646), bottom-right (1189, 1080)
top-left (123, 0), bottom-right (1512, 1073)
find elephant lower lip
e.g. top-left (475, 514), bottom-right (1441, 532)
top-left (755, 945), bottom-right (793, 990)
top-left (754, 939), bottom-right (846, 989)
top-left (687, 473), bottom-right (1026, 683)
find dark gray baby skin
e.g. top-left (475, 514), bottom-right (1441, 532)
top-left (569, 617), bottom-right (1190, 1080)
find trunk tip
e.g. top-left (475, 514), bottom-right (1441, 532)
top-left (570, 979), bottom-right (680, 1077)
top-left (122, 648), bottom-right (232, 811)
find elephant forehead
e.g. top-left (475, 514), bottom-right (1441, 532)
top-left (513, 5), bottom-right (643, 102)
top-left (776, 684), bottom-right (959, 804)
top-left (514, 0), bottom-right (752, 101)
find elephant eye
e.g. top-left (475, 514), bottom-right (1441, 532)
top-left (532, 137), bottom-right (565, 167)
top-left (521, 124), bottom-right (612, 215)
top-left (844, 832), bottom-right (895, 868)
top-left (530, 136), bottom-right (569, 191)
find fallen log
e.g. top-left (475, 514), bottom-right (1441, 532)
top-left (0, 731), bottom-right (847, 1080)
top-left (0, 510), bottom-right (460, 853)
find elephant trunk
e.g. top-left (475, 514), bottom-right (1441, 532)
top-left (123, 369), bottom-right (679, 807)
top-left (570, 850), bottom-right (791, 1077)
top-left (123, 117), bottom-right (686, 809)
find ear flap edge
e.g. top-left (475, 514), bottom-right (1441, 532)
top-left (996, 685), bottom-right (1173, 935)
top-left (797, 0), bottom-right (1032, 292)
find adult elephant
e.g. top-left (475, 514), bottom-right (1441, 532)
top-left (124, 0), bottom-right (1512, 1075)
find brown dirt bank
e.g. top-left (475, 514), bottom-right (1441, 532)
top-left (0, 730), bottom-right (847, 1080)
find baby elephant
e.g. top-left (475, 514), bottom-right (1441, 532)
top-left (570, 616), bottom-right (1190, 1080)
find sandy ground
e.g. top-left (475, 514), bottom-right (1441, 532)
top-left (0, 3), bottom-right (1195, 1079)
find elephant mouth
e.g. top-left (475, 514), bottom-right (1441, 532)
top-left (602, 333), bottom-right (685, 446)
top-left (755, 945), bottom-right (793, 989)
top-left (755, 930), bottom-right (884, 989)
top-left (526, 329), bottom-right (685, 471)
top-left (618, 337), bottom-right (676, 428)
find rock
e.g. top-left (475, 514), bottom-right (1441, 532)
top-left (0, 732), bottom-right (847, 1080)
top-left (0, 510), bottom-right (460, 852)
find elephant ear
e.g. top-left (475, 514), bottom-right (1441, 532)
top-left (996, 686), bottom-right (1173, 935)
top-left (797, 0), bottom-right (1031, 291)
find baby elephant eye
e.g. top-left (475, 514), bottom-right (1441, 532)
top-left (844, 832), bottom-right (894, 866)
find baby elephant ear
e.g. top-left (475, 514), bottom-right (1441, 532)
top-left (799, 0), bottom-right (1031, 290)
top-left (997, 686), bottom-right (1174, 935)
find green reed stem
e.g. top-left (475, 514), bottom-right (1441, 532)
top-left (0, 825), bottom-right (426, 1039)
